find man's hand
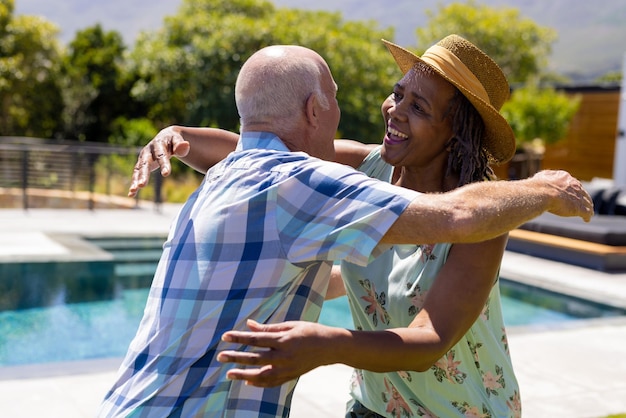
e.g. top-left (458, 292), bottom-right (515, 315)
top-left (532, 170), bottom-right (594, 222)
top-left (128, 126), bottom-right (190, 197)
top-left (217, 320), bottom-right (337, 387)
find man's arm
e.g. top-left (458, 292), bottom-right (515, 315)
top-left (128, 125), bottom-right (376, 197)
top-left (382, 170), bottom-right (593, 245)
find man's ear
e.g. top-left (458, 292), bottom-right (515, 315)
top-left (304, 93), bottom-right (319, 129)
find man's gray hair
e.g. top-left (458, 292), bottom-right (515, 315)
top-left (235, 46), bottom-right (329, 132)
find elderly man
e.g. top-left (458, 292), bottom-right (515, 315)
top-left (98, 45), bottom-right (591, 417)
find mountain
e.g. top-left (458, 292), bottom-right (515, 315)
top-left (15, 0), bottom-right (626, 82)
top-left (272, 0), bottom-right (626, 82)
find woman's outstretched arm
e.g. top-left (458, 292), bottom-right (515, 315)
top-left (128, 125), bottom-right (376, 197)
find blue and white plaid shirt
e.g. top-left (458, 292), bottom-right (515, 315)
top-left (98, 132), bottom-right (418, 417)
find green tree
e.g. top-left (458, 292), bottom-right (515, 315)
top-left (0, 0), bottom-right (63, 137)
top-left (500, 83), bottom-right (580, 179)
top-left (62, 24), bottom-right (139, 142)
top-left (501, 84), bottom-right (581, 149)
top-left (416, 0), bottom-right (557, 84)
top-left (596, 70), bottom-right (622, 84)
top-left (417, 1), bottom-right (581, 179)
top-left (127, 0), bottom-right (395, 143)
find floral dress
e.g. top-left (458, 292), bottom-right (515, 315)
top-left (342, 147), bottom-right (521, 418)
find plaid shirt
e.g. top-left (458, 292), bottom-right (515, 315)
top-left (98, 132), bottom-right (418, 417)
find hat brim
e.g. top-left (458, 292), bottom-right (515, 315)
top-left (382, 39), bottom-right (515, 165)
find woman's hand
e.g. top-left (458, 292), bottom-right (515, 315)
top-left (128, 126), bottom-right (190, 197)
top-left (218, 319), bottom-right (341, 387)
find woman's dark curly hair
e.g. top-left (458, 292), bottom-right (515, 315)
top-left (413, 61), bottom-right (495, 186)
top-left (444, 89), bottom-right (496, 186)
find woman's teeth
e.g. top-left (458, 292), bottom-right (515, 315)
top-left (388, 127), bottom-right (408, 140)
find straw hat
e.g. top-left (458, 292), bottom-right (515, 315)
top-left (382, 35), bottom-right (515, 164)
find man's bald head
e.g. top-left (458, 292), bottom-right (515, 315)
top-left (235, 45), bottom-right (331, 132)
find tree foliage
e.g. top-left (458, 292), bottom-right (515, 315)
top-left (62, 24), bottom-right (142, 142)
top-left (127, 0), bottom-right (396, 143)
top-left (418, 1), bottom-right (578, 153)
top-left (1, 0), bottom-right (585, 156)
top-left (416, 0), bottom-right (557, 84)
top-left (596, 70), bottom-right (623, 84)
top-left (501, 84), bottom-right (581, 148)
top-left (0, 0), bottom-right (63, 137)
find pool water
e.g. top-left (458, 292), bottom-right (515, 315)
top-left (319, 280), bottom-right (622, 330)
top-left (1, 238), bottom-right (624, 367)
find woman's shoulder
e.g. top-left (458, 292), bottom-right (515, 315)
top-left (334, 139), bottom-right (379, 168)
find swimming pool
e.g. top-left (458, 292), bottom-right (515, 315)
top-left (1, 237), bottom-right (624, 367)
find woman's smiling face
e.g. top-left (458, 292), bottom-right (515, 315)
top-left (380, 66), bottom-right (457, 170)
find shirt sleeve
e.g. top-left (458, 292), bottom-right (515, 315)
top-left (275, 158), bottom-right (419, 266)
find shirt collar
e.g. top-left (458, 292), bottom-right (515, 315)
top-left (236, 131), bottom-right (291, 152)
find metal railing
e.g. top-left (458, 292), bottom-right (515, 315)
top-left (0, 136), bottom-right (162, 210)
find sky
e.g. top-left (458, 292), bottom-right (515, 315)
top-left (14, 0), bottom-right (181, 45)
top-left (13, 0), bottom-right (626, 80)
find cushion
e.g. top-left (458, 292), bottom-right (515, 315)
top-left (519, 213), bottom-right (626, 246)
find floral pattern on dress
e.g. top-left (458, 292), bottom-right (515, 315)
top-left (467, 340), bottom-right (483, 369)
top-left (414, 403), bottom-right (438, 418)
top-left (482, 365), bottom-right (506, 397)
top-left (344, 153), bottom-right (519, 417)
top-left (406, 282), bottom-right (425, 317)
top-left (359, 279), bottom-right (390, 326)
top-left (419, 244), bottom-right (437, 263)
top-left (350, 368), bottom-right (365, 392)
top-left (432, 349), bottom-right (467, 384)
top-left (398, 370), bottom-right (412, 382)
top-left (506, 390), bottom-right (522, 418)
top-left (480, 299), bottom-right (491, 322)
top-left (383, 377), bottom-right (414, 417)
top-left (501, 328), bottom-right (510, 354)
top-left (451, 401), bottom-right (491, 418)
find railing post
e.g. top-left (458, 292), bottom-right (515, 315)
top-left (21, 149), bottom-right (28, 210)
top-left (106, 155), bottom-right (112, 196)
top-left (1, 139), bottom-right (144, 210)
top-left (70, 153), bottom-right (77, 192)
top-left (154, 170), bottom-right (163, 213)
top-left (88, 153), bottom-right (96, 211)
